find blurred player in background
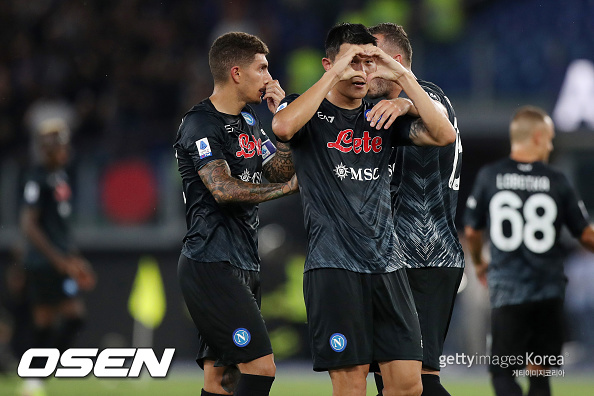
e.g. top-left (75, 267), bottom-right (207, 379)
top-left (464, 106), bottom-right (594, 396)
top-left (20, 118), bottom-right (96, 396)
top-left (366, 23), bottom-right (464, 396)
top-left (273, 23), bottom-right (455, 396)
top-left (174, 32), bottom-right (297, 396)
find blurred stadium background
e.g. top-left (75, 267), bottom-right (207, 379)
top-left (1, 0), bottom-right (594, 394)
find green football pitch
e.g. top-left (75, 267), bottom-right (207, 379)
top-left (2, 370), bottom-right (593, 396)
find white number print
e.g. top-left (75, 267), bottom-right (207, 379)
top-left (445, 96), bottom-right (462, 191)
top-left (489, 191), bottom-right (557, 254)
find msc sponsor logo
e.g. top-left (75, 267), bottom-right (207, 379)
top-left (327, 129), bottom-right (382, 154)
top-left (317, 111), bottom-right (335, 123)
top-left (333, 164), bottom-right (381, 181)
top-left (238, 169), bottom-right (262, 184)
top-left (233, 328), bottom-right (251, 347)
top-left (329, 333), bottom-right (347, 352)
top-left (18, 348), bottom-right (175, 378)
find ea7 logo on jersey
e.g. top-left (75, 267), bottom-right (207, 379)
top-left (317, 111), bottom-right (335, 123)
top-left (327, 129), bottom-right (382, 154)
top-left (236, 134), bottom-right (263, 159)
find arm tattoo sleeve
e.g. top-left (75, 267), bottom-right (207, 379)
top-left (263, 141), bottom-right (295, 183)
top-left (199, 159), bottom-right (295, 205)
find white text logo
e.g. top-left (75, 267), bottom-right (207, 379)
top-left (317, 111), bottom-right (334, 123)
top-left (18, 348), bottom-right (175, 378)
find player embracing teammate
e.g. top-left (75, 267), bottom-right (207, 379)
top-left (273, 22), bottom-right (456, 396)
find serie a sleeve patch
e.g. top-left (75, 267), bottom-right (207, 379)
top-left (261, 138), bottom-right (277, 165)
top-left (196, 137), bottom-right (212, 159)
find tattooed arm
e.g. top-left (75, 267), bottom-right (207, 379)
top-left (262, 141), bottom-right (295, 183)
top-left (199, 159), bottom-right (298, 205)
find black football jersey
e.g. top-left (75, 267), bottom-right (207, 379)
top-left (173, 99), bottom-right (277, 271)
top-left (279, 94), bottom-right (414, 273)
top-left (391, 80), bottom-right (464, 269)
top-left (22, 166), bottom-right (73, 269)
top-left (464, 158), bottom-right (590, 307)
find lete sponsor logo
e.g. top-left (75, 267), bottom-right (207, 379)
top-left (327, 129), bottom-right (382, 154)
top-left (236, 134), bottom-right (263, 159)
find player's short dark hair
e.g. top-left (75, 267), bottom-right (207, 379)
top-left (368, 23), bottom-right (413, 67)
top-left (325, 23), bottom-right (376, 61)
top-left (510, 105), bottom-right (551, 142)
top-left (209, 32), bottom-right (269, 84)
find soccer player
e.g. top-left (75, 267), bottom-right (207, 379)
top-left (464, 106), bottom-right (594, 396)
top-left (366, 23), bottom-right (464, 396)
top-left (272, 23), bottom-right (455, 396)
top-left (174, 32), bottom-right (298, 396)
top-left (20, 118), bottom-right (96, 396)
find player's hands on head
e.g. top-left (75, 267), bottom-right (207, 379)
top-left (263, 80), bottom-right (285, 114)
top-left (367, 98), bottom-right (414, 130)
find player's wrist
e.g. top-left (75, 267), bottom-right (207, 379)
top-left (324, 69), bottom-right (342, 85)
top-left (394, 70), bottom-right (415, 86)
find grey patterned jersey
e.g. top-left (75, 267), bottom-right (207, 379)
top-left (279, 94), bottom-right (415, 274)
top-left (391, 80), bottom-right (464, 269)
top-left (22, 166), bottom-right (74, 269)
top-left (465, 158), bottom-right (590, 308)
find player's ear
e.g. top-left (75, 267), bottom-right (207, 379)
top-left (531, 128), bottom-right (545, 147)
top-left (231, 66), bottom-right (241, 84)
top-left (322, 58), bottom-right (333, 72)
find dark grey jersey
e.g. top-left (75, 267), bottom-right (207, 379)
top-left (279, 94), bottom-right (414, 274)
top-left (464, 158), bottom-right (590, 308)
top-left (173, 99), bottom-right (276, 271)
top-left (391, 80), bottom-right (464, 269)
top-left (22, 166), bottom-right (73, 269)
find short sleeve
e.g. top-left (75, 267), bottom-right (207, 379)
top-left (388, 114), bottom-right (415, 147)
top-left (178, 112), bottom-right (227, 172)
top-left (560, 174), bottom-right (590, 238)
top-left (464, 167), bottom-right (489, 230)
top-left (274, 93), bottom-right (301, 143)
top-left (22, 172), bottom-right (45, 209)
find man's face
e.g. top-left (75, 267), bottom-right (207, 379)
top-left (333, 43), bottom-right (377, 100)
top-left (241, 53), bottom-right (272, 104)
top-left (40, 132), bottom-right (70, 168)
top-left (367, 34), bottom-right (397, 99)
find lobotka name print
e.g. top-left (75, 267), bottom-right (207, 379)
top-left (18, 348), bottom-right (175, 378)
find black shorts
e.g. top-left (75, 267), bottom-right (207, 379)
top-left (490, 298), bottom-right (564, 374)
top-left (406, 267), bottom-right (463, 371)
top-left (26, 266), bottom-right (79, 304)
top-left (304, 268), bottom-right (422, 372)
top-left (177, 255), bottom-right (272, 369)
